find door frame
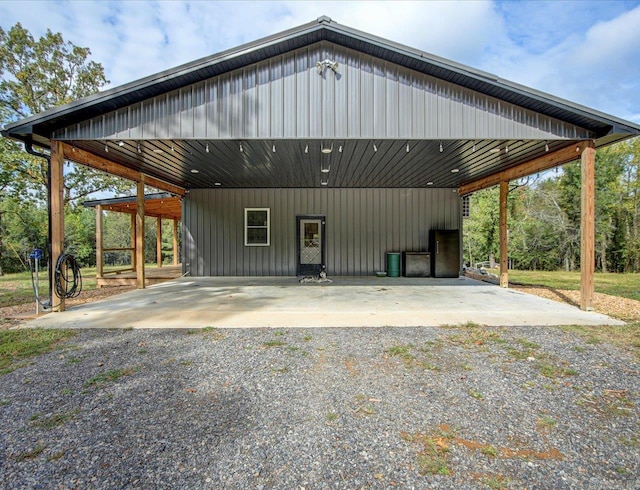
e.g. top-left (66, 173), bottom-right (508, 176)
top-left (296, 215), bottom-right (326, 276)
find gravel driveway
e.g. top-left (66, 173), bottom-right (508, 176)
top-left (1, 326), bottom-right (638, 489)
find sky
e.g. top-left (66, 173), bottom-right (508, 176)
top-left (1, 0), bottom-right (639, 124)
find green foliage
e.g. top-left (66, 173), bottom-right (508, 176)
top-left (464, 138), bottom-right (640, 273)
top-left (0, 328), bottom-right (75, 374)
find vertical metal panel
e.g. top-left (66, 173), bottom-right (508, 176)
top-left (334, 46), bottom-right (348, 138)
top-left (283, 52), bottom-right (297, 137)
top-left (183, 189), bottom-right (460, 276)
top-left (309, 43), bottom-right (323, 137)
top-left (360, 54), bottom-right (374, 137)
top-left (257, 61), bottom-right (270, 138)
top-left (55, 41), bottom-right (594, 142)
top-left (296, 48), bottom-right (310, 138)
top-left (373, 57), bottom-right (386, 138)
top-left (270, 59), bottom-right (283, 138)
top-left (193, 82), bottom-right (207, 138)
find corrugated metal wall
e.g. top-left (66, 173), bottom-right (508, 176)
top-left (54, 41), bottom-right (591, 141)
top-left (183, 188), bottom-right (460, 276)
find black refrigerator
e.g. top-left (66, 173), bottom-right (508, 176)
top-left (430, 230), bottom-right (460, 278)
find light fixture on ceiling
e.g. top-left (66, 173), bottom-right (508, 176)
top-left (104, 145), bottom-right (109, 153)
top-left (451, 168), bottom-right (459, 173)
top-left (576, 145), bottom-right (580, 152)
top-left (505, 144), bottom-right (509, 153)
top-left (190, 169), bottom-right (199, 173)
top-left (321, 163), bottom-right (331, 173)
top-left (214, 182), bottom-right (222, 186)
top-left (406, 143), bottom-right (410, 153)
top-left (272, 144), bottom-right (276, 153)
top-left (239, 142), bottom-right (243, 153)
top-left (206, 143), bottom-right (210, 153)
top-left (153, 149), bottom-right (164, 153)
top-left (472, 143), bottom-right (476, 152)
top-left (171, 144), bottom-right (175, 152)
top-left (321, 176), bottom-right (329, 186)
top-left (305, 144), bottom-right (309, 154)
top-left (490, 148), bottom-right (501, 153)
top-left (439, 141), bottom-right (443, 153)
top-left (321, 142), bottom-right (333, 154)
top-left (137, 143), bottom-right (141, 154)
top-left (339, 145), bottom-right (343, 153)
top-left (427, 181), bottom-right (434, 186)
top-left (545, 143), bottom-right (549, 152)
top-left (373, 143), bottom-right (377, 152)
top-left (118, 141), bottom-right (124, 147)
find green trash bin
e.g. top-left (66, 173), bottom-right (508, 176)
top-left (386, 252), bottom-right (401, 277)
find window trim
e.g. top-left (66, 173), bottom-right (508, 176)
top-left (244, 207), bottom-right (270, 246)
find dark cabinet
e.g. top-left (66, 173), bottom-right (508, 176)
top-left (430, 230), bottom-right (460, 278)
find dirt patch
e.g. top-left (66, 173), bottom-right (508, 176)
top-left (512, 285), bottom-right (640, 322)
top-left (0, 286), bottom-right (135, 328)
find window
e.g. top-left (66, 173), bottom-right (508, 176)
top-left (245, 208), bottom-right (270, 246)
top-left (462, 195), bottom-right (471, 219)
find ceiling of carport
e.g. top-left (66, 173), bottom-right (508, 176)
top-left (70, 137), bottom-right (580, 190)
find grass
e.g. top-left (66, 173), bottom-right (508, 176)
top-left (561, 324), bottom-right (640, 358)
top-left (0, 328), bottom-right (76, 375)
top-left (30, 408), bottom-right (79, 430)
top-left (505, 270), bottom-right (640, 302)
top-left (15, 442), bottom-right (47, 461)
top-left (85, 367), bottom-right (138, 387)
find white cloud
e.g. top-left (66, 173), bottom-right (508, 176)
top-left (1, 0), bottom-right (638, 122)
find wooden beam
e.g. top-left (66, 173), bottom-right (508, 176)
top-left (156, 217), bottom-right (163, 268)
top-left (60, 143), bottom-right (185, 196)
top-left (499, 180), bottom-right (509, 288)
top-left (136, 178), bottom-right (146, 289)
top-left (130, 212), bottom-right (137, 272)
top-left (172, 219), bottom-right (179, 266)
top-left (96, 205), bottom-right (103, 279)
top-left (50, 140), bottom-right (65, 312)
top-left (459, 142), bottom-right (591, 196)
top-left (580, 143), bottom-right (596, 310)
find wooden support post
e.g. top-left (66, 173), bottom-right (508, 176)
top-left (96, 205), bottom-right (103, 280)
top-left (136, 178), bottom-right (146, 289)
top-left (130, 212), bottom-right (136, 271)
top-left (156, 217), bottom-right (163, 268)
top-left (50, 140), bottom-right (65, 312)
top-left (499, 180), bottom-right (509, 288)
top-left (173, 219), bottom-right (179, 265)
top-left (580, 143), bottom-right (596, 310)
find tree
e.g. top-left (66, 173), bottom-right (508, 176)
top-left (0, 22), bottom-right (133, 204)
top-left (0, 23), bottom-right (135, 274)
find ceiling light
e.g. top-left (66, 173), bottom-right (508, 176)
top-left (118, 141), bottom-right (124, 147)
top-left (206, 143), bottom-right (209, 153)
top-left (321, 181), bottom-right (328, 186)
top-left (373, 144), bottom-right (377, 152)
top-left (190, 169), bottom-right (199, 173)
top-left (137, 143), bottom-right (141, 154)
top-left (472, 143), bottom-right (476, 152)
top-left (104, 145), bottom-right (109, 152)
top-left (490, 148), bottom-right (501, 153)
top-left (427, 181), bottom-right (434, 186)
top-left (305, 144), bottom-right (309, 154)
top-left (451, 168), bottom-right (459, 173)
top-left (214, 182), bottom-right (221, 186)
top-left (321, 165), bottom-right (331, 173)
top-left (545, 143), bottom-right (549, 152)
top-left (505, 145), bottom-right (509, 153)
top-left (321, 143), bottom-right (332, 154)
top-left (272, 144), bottom-right (276, 153)
top-left (153, 149), bottom-right (164, 153)
top-left (171, 144), bottom-right (175, 152)
top-left (339, 145), bottom-right (342, 153)
top-left (576, 146), bottom-right (580, 152)
top-left (239, 142), bottom-right (243, 153)
top-left (439, 142), bottom-right (443, 153)
top-left (406, 143), bottom-right (410, 153)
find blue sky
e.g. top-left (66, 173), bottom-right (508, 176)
top-left (1, 0), bottom-right (639, 123)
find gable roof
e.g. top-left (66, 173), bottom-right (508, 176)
top-left (4, 15), bottom-right (639, 146)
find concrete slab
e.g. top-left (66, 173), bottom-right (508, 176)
top-left (24, 276), bottom-right (623, 329)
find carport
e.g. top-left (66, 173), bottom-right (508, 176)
top-left (2, 16), bottom-right (640, 315)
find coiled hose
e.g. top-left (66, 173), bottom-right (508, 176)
top-left (54, 253), bottom-right (83, 299)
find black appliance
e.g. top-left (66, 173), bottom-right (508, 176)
top-left (430, 230), bottom-right (460, 278)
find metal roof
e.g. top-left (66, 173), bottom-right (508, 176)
top-left (2, 16), bottom-right (639, 191)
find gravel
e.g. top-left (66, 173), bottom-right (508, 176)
top-left (1, 325), bottom-right (638, 489)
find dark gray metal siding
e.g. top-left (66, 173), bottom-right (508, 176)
top-left (183, 188), bottom-right (460, 276)
top-left (54, 41), bottom-right (591, 142)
